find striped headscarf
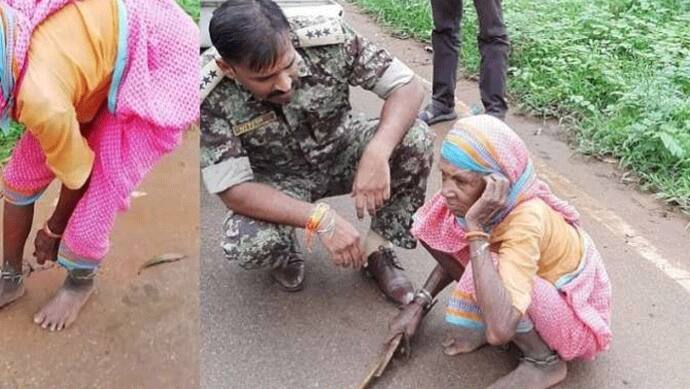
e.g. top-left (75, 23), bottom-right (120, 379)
top-left (440, 116), bottom-right (539, 228)
top-left (412, 115), bottom-right (579, 256)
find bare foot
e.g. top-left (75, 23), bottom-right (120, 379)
top-left (0, 277), bottom-right (26, 309)
top-left (441, 327), bottom-right (487, 356)
top-left (487, 360), bottom-right (567, 389)
top-left (33, 277), bottom-right (94, 331)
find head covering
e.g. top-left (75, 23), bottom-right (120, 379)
top-left (440, 115), bottom-right (540, 227)
top-left (412, 115), bottom-right (579, 255)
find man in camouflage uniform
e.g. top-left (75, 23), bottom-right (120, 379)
top-left (200, 0), bottom-right (434, 305)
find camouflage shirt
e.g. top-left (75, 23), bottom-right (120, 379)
top-left (200, 16), bottom-right (415, 194)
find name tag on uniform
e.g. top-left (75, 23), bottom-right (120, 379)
top-left (233, 112), bottom-right (278, 136)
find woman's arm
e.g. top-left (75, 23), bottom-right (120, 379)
top-left (33, 181), bottom-right (89, 264)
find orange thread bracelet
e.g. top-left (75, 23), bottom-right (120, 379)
top-left (305, 203), bottom-right (330, 252)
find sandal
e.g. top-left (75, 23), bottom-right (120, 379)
top-left (418, 104), bottom-right (458, 125)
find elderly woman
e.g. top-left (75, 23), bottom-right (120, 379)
top-left (0, 0), bottom-right (197, 331)
top-left (387, 115), bottom-right (612, 388)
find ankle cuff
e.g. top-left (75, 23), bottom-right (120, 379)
top-left (1, 264), bottom-right (24, 283)
top-left (520, 353), bottom-right (561, 367)
top-left (68, 268), bottom-right (97, 283)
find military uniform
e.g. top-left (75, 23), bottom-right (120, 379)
top-left (201, 16), bottom-right (434, 270)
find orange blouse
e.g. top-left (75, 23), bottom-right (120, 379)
top-left (490, 198), bottom-right (584, 313)
top-left (15, 0), bottom-right (118, 189)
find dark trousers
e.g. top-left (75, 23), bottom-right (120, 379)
top-left (430, 0), bottom-right (509, 118)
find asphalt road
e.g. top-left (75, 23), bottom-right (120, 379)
top-left (200, 3), bottom-right (690, 389)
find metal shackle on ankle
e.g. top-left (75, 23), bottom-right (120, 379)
top-left (413, 288), bottom-right (437, 313)
top-left (1, 264), bottom-right (24, 283)
top-left (67, 267), bottom-right (97, 282)
top-left (0, 270), bottom-right (24, 283)
top-left (520, 353), bottom-right (561, 367)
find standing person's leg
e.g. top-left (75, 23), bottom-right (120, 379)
top-left (1, 134), bottom-right (55, 308)
top-left (473, 0), bottom-right (510, 118)
top-left (420, 0), bottom-right (463, 124)
top-left (33, 111), bottom-right (183, 331)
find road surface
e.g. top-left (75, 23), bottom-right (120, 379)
top-left (200, 3), bottom-right (690, 389)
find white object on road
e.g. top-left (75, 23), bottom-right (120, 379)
top-left (200, 0), bottom-right (344, 48)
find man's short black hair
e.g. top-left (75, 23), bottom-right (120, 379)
top-left (210, 0), bottom-right (291, 72)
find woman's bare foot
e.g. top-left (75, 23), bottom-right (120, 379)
top-left (33, 276), bottom-right (94, 331)
top-left (487, 359), bottom-right (567, 389)
top-left (0, 276), bottom-right (26, 308)
top-left (441, 327), bottom-right (487, 355)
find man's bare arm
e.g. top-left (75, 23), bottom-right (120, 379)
top-left (368, 78), bottom-right (425, 157)
top-left (219, 182), bottom-right (366, 267)
top-left (219, 182), bottom-right (313, 227)
top-left (352, 78), bottom-right (425, 218)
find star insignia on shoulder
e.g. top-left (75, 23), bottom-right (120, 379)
top-left (306, 30), bottom-right (315, 39)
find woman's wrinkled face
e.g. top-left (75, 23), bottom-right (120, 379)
top-left (439, 158), bottom-right (486, 217)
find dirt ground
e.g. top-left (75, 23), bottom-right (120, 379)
top-left (0, 130), bottom-right (200, 388)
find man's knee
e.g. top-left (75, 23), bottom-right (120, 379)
top-left (221, 212), bottom-right (293, 269)
top-left (477, 25), bottom-right (509, 46)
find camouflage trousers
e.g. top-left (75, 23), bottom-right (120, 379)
top-left (222, 118), bottom-right (434, 269)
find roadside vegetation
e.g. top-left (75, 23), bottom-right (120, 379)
top-left (178, 0), bottom-right (200, 22)
top-left (0, 122), bottom-right (21, 164)
top-left (351, 0), bottom-right (690, 212)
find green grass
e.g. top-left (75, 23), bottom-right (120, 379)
top-left (0, 122), bottom-right (22, 165)
top-left (351, 0), bottom-right (690, 212)
top-left (0, 1), bottom-right (201, 165)
top-left (177, 0), bottom-right (200, 22)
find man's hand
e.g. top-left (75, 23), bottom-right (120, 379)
top-left (386, 300), bottom-right (425, 358)
top-left (319, 210), bottom-right (365, 268)
top-left (465, 173), bottom-right (510, 231)
top-left (33, 229), bottom-right (60, 265)
top-left (352, 142), bottom-right (392, 219)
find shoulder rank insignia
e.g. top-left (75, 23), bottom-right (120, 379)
top-left (200, 47), bottom-right (225, 102)
top-left (294, 19), bottom-right (345, 48)
top-left (233, 111), bottom-right (278, 136)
